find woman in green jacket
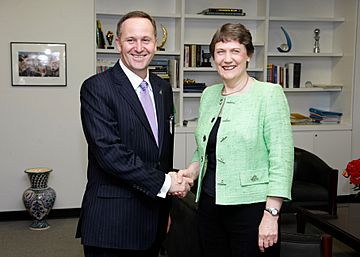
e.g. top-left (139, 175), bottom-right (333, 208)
top-left (177, 23), bottom-right (294, 256)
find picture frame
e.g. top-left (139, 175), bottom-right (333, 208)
top-left (10, 42), bottom-right (67, 86)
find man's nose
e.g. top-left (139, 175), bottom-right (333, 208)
top-left (135, 40), bottom-right (143, 51)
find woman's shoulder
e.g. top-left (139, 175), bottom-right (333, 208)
top-left (203, 83), bottom-right (223, 93)
top-left (201, 83), bottom-right (223, 99)
top-left (252, 79), bottom-right (283, 92)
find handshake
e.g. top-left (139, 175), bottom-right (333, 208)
top-left (167, 169), bottom-right (195, 198)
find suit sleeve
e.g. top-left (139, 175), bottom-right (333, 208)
top-left (80, 76), bottom-right (165, 198)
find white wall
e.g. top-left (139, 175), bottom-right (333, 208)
top-left (0, 0), bottom-right (94, 211)
top-left (352, 3), bottom-right (360, 160)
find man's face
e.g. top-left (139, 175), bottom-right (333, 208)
top-left (116, 17), bottom-right (156, 79)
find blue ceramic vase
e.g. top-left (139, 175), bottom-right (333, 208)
top-left (22, 168), bottom-right (56, 230)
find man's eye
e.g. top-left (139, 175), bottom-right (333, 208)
top-left (143, 39), bottom-right (150, 43)
top-left (127, 39), bottom-right (134, 43)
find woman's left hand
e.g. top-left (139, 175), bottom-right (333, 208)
top-left (258, 211), bottom-right (279, 252)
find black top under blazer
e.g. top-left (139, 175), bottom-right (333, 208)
top-left (76, 61), bottom-right (174, 250)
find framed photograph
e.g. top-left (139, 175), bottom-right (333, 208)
top-left (10, 42), bottom-right (67, 86)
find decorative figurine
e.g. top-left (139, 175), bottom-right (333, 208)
top-left (277, 26), bottom-right (292, 53)
top-left (96, 20), bottom-right (106, 49)
top-left (157, 24), bottom-right (168, 51)
top-left (314, 28), bottom-right (320, 53)
top-left (106, 31), bottom-right (114, 49)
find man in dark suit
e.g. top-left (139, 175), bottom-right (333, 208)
top-left (77, 11), bottom-right (192, 257)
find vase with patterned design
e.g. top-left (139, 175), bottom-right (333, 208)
top-left (22, 167), bottom-right (56, 230)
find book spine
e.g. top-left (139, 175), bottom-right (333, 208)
top-left (285, 63), bottom-right (294, 88)
top-left (168, 59), bottom-right (178, 88)
top-left (203, 12), bottom-right (246, 16)
top-left (184, 45), bottom-right (190, 68)
top-left (207, 8), bottom-right (243, 13)
top-left (191, 44), bottom-right (197, 68)
top-left (293, 63), bottom-right (301, 88)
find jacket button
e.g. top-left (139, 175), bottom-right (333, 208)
top-left (203, 135), bottom-right (206, 142)
top-left (201, 156), bottom-right (204, 162)
top-left (211, 117), bottom-right (215, 122)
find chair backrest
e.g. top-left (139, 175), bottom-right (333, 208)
top-left (281, 232), bottom-right (332, 257)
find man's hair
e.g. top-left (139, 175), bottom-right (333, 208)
top-left (116, 10), bottom-right (157, 38)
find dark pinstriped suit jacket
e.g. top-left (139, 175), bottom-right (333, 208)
top-left (76, 61), bottom-right (174, 250)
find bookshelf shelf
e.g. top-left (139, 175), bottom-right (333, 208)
top-left (284, 87), bottom-right (342, 93)
top-left (268, 52), bottom-right (343, 57)
top-left (95, 0), bottom-right (357, 131)
top-left (269, 16), bottom-right (345, 22)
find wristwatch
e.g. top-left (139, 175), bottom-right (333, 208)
top-left (265, 207), bottom-right (279, 216)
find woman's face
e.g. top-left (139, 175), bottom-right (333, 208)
top-left (213, 40), bottom-right (249, 83)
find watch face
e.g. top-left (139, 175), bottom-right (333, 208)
top-left (266, 208), bottom-right (279, 216)
top-left (271, 209), bottom-right (278, 215)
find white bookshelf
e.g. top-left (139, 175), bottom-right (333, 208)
top-left (94, 0), bottom-right (358, 195)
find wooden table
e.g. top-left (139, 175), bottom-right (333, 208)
top-left (297, 203), bottom-right (360, 253)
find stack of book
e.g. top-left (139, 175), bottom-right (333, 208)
top-left (290, 113), bottom-right (313, 125)
top-left (198, 8), bottom-right (246, 16)
top-left (309, 107), bottom-right (343, 124)
top-left (149, 59), bottom-right (178, 88)
top-left (267, 62), bottom-right (301, 88)
top-left (183, 79), bottom-right (206, 93)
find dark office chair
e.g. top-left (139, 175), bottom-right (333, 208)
top-left (283, 147), bottom-right (338, 216)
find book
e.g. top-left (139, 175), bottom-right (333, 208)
top-left (168, 59), bottom-right (178, 88)
top-left (201, 12), bottom-right (246, 16)
top-left (290, 113), bottom-right (313, 125)
top-left (284, 63), bottom-right (294, 88)
top-left (284, 62), bottom-right (301, 88)
top-left (198, 8), bottom-right (243, 14)
top-left (184, 45), bottom-right (190, 68)
top-left (309, 107), bottom-right (343, 117)
top-left (293, 63), bottom-right (301, 88)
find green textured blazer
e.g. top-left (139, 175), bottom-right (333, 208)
top-left (191, 79), bottom-right (294, 205)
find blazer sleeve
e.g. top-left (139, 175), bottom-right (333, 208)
top-left (263, 85), bottom-right (294, 200)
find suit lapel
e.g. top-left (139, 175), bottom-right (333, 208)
top-left (110, 62), bottom-right (157, 146)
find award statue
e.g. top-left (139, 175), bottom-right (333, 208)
top-left (200, 50), bottom-right (212, 67)
top-left (96, 20), bottom-right (106, 49)
top-left (277, 26), bottom-right (292, 53)
top-left (313, 28), bottom-right (320, 53)
top-left (106, 31), bottom-right (114, 49)
top-left (157, 24), bottom-right (168, 51)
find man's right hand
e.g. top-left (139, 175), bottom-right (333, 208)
top-left (168, 171), bottom-right (193, 198)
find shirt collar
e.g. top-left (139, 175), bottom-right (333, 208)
top-left (119, 59), bottom-right (151, 91)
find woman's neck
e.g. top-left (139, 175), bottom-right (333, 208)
top-left (222, 75), bottom-right (250, 96)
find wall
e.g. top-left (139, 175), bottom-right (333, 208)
top-left (0, 0), bottom-right (94, 211)
top-left (352, 3), bottom-right (360, 160)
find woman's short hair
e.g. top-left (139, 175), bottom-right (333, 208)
top-left (210, 23), bottom-right (254, 58)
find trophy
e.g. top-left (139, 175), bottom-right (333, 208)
top-left (200, 50), bottom-right (212, 67)
top-left (157, 24), bottom-right (168, 51)
top-left (277, 26), bottom-right (292, 53)
top-left (106, 31), bottom-right (114, 49)
top-left (313, 28), bottom-right (320, 53)
top-left (96, 20), bottom-right (106, 49)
